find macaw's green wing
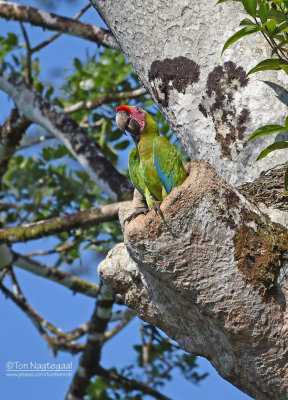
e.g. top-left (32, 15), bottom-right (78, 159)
top-left (128, 147), bottom-right (145, 196)
top-left (153, 136), bottom-right (187, 194)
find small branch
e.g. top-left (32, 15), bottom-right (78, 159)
top-left (8, 268), bottom-right (63, 336)
top-left (0, 279), bottom-right (52, 345)
top-left (19, 22), bottom-right (32, 85)
top-left (64, 88), bottom-right (148, 114)
top-left (25, 240), bottom-right (77, 257)
top-left (32, 3), bottom-right (91, 54)
top-left (0, 72), bottom-right (133, 201)
top-left (110, 308), bottom-right (137, 322)
top-left (66, 283), bottom-right (114, 400)
top-left (104, 317), bottom-right (134, 342)
top-left (11, 252), bottom-right (100, 298)
top-left (0, 201), bottom-right (130, 243)
top-left (0, 1), bottom-right (121, 51)
top-left (55, 322), bottom-right (90, 344)
top-left (98, 367), bottom-right (173, 400)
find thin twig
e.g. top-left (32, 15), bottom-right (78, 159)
top-left (8, 268), bottom-right (63, 336)
top-left (104, 316), bottom-right (135, 342)
top-left (0, 280), bottom-right (52, 346)
top-left (64, 88), bottom-right (147, 114)
top-left (25, 240), bottom-right (77, 257)
top-left (31, 3), bottom-right (91, 54)
top-left (19, 22), bottom-right (32, 84)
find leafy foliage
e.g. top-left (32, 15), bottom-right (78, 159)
top-left (220, 0), bottom-right (288, 188)
top-left (0, 33), bottom-right (18, 64)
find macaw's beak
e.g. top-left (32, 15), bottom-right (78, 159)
top-left (116, 110), bottom-right (141, 139)
top-left (115, 110), bottom-right (130, 134)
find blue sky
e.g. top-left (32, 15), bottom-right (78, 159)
top-left (0, 1), bottom-right (252, 399)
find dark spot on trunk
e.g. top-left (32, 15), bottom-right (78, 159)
top-left (198, 61), bottom-right (250, 160)
top-left (233, 212), bottom-right (288, 299)
top-left (198, 103), bottom-right (208, 118)
top-left (148, 56), bottom-right (200, 107)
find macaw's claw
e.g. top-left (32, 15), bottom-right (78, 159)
top-left (123, 207), bottom-right (149, 224)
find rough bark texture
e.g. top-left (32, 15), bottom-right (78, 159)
top-left (0, 108), bottom-right (31, 178)
top-left (99, 161), bottom-right (288, 400)
top-left (92, 0), bottom-right (288, 187)
top-left (91, 2), bottom-right (288, 398)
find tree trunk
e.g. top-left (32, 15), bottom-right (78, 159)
top-left (92, 1), bottom-right (288, 398)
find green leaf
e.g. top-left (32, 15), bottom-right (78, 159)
top-left (271, 39), bottom-right (288, 56)
top-left (272, 20), bottom-right (288, 35)
top-left (222, 25), bottom-right (261, 54)
top-left (267, 8), bottom-right (287, 22)
top-left (242, 0), bottom-right (257, 17)
top-left (248, 124), bottom-right (286, 140)
top-left (285, 167), bottom-right (288, 190)
top-left (257, 0), bottom-right (267, 24)
top-left (114, 140), bottom-right (130, 150)
top-left (280, 64), bottom-right (288, 74)
top-left (0, 33), bottom-right (18, 64)
top-left (285, 116), bottom-right (288, 131)
top-left (239, 18), bottom-right (256, 26)
top-left (256, 141), bottom-right (288, 160)
top-left (247, 58), bottom-right (284, 75)
top-left (263, 19), bottom-right (277, 34)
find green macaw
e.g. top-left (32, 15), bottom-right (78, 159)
top-left (116, 105), bottom-right (187, 209)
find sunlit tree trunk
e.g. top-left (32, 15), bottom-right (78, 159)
top-left (93, 1), bottom-right (288, 399)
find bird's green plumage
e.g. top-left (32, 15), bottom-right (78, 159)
top-left (122, 106), bottom-right (187, 208)
top-left (128, 147), bottom-right (145, 197)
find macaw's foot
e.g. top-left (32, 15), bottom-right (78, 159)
top-left (123, 207), bottom-right (149, 224)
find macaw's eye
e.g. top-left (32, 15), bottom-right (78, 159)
top-left (136, 107), bottom-right (140, 112)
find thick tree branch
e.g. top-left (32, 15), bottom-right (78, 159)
top-left (0, 72), bottom-right (133, 200)
top-left (0, 108), bottom-right (31, 179)
top-left (0, 244), bottom-right (100, 298)
top-left (66, 283), bottom-right (114, 400)
top-left (64, 88), bottom-right (147, 114)
top-left (0, 1), bottom-right (121, 51)
top-left (13, 253), bottom-right (100, 298)
top-left (0, 201), bottom-right (130, 244)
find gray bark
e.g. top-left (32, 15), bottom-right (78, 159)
top-left (93, 1), bottom-right (288, 399)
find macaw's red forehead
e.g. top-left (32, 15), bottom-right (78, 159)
top-left (116, 105), bottom-right (132, 114)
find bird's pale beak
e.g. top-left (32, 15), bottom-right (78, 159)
top-left (116, 110), bottom-right (141, 142)
top-left (116, 111), bottom-right (130, 135)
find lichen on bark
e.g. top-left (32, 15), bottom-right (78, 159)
top-left (233, 211), bottom-right (288, 297)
